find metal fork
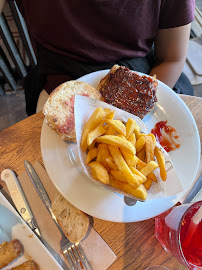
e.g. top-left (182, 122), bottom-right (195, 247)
top-left (50, 207), bottom-right (91, 270)
top-left (32, 191), bottom-right (91, 270)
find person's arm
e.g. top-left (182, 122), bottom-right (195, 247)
top-left (149, 24), bottom-right (191, 88)
top-left (0, 0), bottom-right (7, 14)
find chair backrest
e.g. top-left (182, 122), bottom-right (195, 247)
top-left (0, 1), bottom-right (37, 95)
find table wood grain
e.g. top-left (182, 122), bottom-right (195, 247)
top-left (0, 95), bottom-right (201, 270)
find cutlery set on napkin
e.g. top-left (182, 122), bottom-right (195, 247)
top-left (0, 161), bottom-right (117, 270)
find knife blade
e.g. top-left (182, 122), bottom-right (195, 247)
top-left (24, 160), bottom-right (56, 220)
top-left (183, 174), bottom-right (202, 204)
top-left (24, 161), bottom-right (70, 269)
top-left (1, 169), bottom-right (42, 240)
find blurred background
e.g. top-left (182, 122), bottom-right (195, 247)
top-left (0, 1), bottom-right (202, 132)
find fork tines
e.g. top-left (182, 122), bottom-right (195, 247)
top-left (64, 242), bottom-right (91, 270)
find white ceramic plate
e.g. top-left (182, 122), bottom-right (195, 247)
top-left (41, 70), bottom-right (201, 222)
top-left (0, 193), bottom-right (63, 270)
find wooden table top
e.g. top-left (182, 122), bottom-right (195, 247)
top-left (0, 94), bottom-right (201, 270)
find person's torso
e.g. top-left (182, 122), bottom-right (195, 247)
top-left (17, 0), bottom-right (194, 62)
top-left (17, 0), bottom-right (164, 62)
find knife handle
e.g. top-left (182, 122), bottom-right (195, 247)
top-left (1, 169), bottom-right (34, 224)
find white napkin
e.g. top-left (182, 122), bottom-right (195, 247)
top-left (74, 95), bottom-right (183, 201)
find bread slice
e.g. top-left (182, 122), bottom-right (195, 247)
top-left (43, 80), bottom-right (102, 142)
top-left (51, 194), bottom-right (89, 243)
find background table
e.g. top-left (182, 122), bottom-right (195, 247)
top-left (0, 95), bottom-right (201, 270)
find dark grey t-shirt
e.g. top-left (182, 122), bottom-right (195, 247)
top-left (16, 0), bottom-right (195, 62)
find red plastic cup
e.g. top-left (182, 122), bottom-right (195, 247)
top-left (155, 201), bottom-right (202, 270)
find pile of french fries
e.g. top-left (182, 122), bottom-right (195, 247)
top-left (81, 107), bottom-right (167, 200)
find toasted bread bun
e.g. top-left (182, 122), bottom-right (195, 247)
top-left (43, 80), bottom-right (102, 142)
top-left (52, 194), bottom-right (89, 243)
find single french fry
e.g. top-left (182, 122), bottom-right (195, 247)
top-left (104, 108), bottom-right (111, 113)
top-left (86, 147), bottom-right (98, 164)
top-left (136, 158), bottom-right (146, 169)
top-left (154, 146), bottom-right (167, 181)
top-left (97, 143), bottom-right (111, 168)
top-left (91, 167), bottom-right (98, 179)
top-left (96, 135), bottom-right (136, 156)
top-left (109, 177), bottom-right (147, 200)
top-left (129, 166), bottom-right (147, 183)
top-left (126, 118), bottom-right (138, 139)
top-left (106, 119), bottom-right (126, 136)
top-left (133, 125), bottom-right (141, 138)
top-left (105, 110), bottom-right (115, 120)
top-left (81, 107), bottom-right (106, 152)
top-left (87, 140), bottom-right (96, 150)
top-left (89, 161), bottom-right (110, 184)
top-left (120, 148), bottom-right (137, 166)
top-left (148, 172), bottom-right (157, 183)
top-left (137, 133), bottom-right (147, 139)
top-left (143, 177), bottom-right (153, 190)
top-left (106, 157), bottom-right (118, 170)
top-left (108, 145), bottom-right (140, 189)
top-left (140, 161), bottom-right (159, 176)
top-left (117, 134), bottom-right (125, 138)
top-left (128, 133), bottom-right (136, 147)
top-left (87, 125), bottom-right (106, 146)
top-left (136, 136), bottom-right (146, 152)
top-left (148, 133), bottom-right (156, 146)
top-left (136, 147), bottom-right (146, 162)
top-left (145, 135), bottom-right (155, 162)
top-left (110, 170), bottom-right (126, 182)
top-left (105, 125), bottom-right (117, 135)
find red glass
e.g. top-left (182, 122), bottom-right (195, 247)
top-left (155, 201), bottom-right (202, 270)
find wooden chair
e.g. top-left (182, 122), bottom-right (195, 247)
top-left (0, 1), bottom-right (36, 95)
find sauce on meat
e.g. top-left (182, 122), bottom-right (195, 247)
top-left (151, 121), bottom-right (180, 152)
top-left (100, 67), bottom-right (157, 119)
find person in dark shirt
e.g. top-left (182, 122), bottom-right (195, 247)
top-left (0, 0), bottom-right (195, 114)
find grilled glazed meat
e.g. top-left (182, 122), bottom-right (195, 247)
top-left (99, 66), bottom-right (158, 119)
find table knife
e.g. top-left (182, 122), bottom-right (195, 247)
top-left (1, 169), bottom-right (42, 240)
top-left (24, 161), bottom-right (71, 270)
top-left (183, 174), bottom-right (202, 204)
top-left (24, 161), bottom-right (54, 215)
